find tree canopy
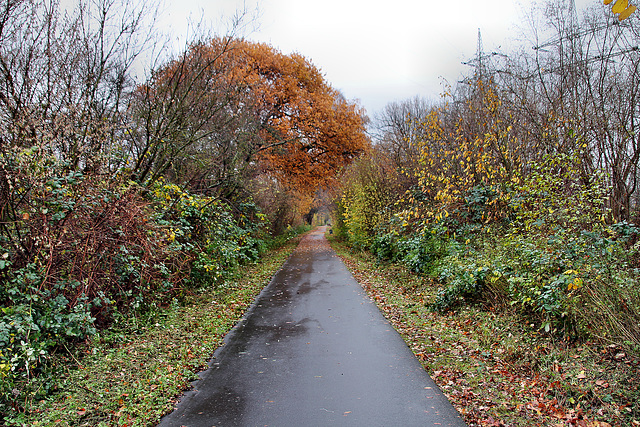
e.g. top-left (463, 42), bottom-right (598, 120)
top-left (130, 37), bottom-right (369, 197)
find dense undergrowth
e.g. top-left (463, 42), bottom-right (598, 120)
top-left (334, 175), bottom-right (640, 359)
top-left (335, 122), bottom-right (640, 361)
top-left (329, 235), bottom-right (640, 426)
top-left (19, 233), bottom-right (304, 426)
top-left (0, 146), bottom-right (310, 423)
top-left (333, 131), bottom-right (640, 426)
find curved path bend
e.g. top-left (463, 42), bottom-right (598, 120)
top-left (159, 227), bottom-right (465, 427)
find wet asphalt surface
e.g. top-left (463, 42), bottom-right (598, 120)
top-left (159, 227), bottom-right (466, 427)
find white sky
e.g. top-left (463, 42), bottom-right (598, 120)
top-left (158, 0), bottom-right (595, 116)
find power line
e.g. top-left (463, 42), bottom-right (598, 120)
top-left (533, 21), bottom-right (632, 51)
top-left (459, 28), bottom-right (508, 85)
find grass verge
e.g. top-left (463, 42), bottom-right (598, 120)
top-left (329, 236), bottom-right (640, 427)
top-left (17, 236), bottom-right (302, 427)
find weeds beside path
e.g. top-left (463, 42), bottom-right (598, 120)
top-left (329, 236), bottom-right (640, 427)
top-left (20, 236), bottom-right (302, 427)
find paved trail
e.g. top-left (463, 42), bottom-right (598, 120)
top-left (159, 227), bottom-right (465, 426)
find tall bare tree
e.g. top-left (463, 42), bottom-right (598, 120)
top-left (0, 0), bottom-right (159, 171)
top-left (373, 96), bottom-right (431, 171)
top-left (498, 1), bottom-right (640, 220)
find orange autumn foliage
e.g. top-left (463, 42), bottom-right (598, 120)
top-left (152, 37), bottom-right (370, 194)
top-left (228, 39), bottom-right (370, 192)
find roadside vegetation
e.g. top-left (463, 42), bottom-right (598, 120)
top-left (331, 2), bottom-right (640, 426)
top-left (0, 0), bottom-right (366, 424)
top-left (330, 237), bottom-right (639, 426)
top-left (20, 233), bottom-right (305, 426)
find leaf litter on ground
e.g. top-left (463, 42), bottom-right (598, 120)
top-left (22, 232), bottom-right (640, 426)
top-left (23, 237), bottom-right (302, 427)
top-left (329, 237), bottom-right (640, 427)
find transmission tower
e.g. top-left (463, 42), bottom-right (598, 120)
top-left (476, 28), bottom-right (484, 79)
top-left (531, 0), bottom-right (635, 77)
top-left (569, 0), bottom-right (577, 26)
top-left (460, 28), bottom-right (507, 84)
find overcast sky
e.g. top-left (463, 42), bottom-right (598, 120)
top-left (158, 0), bottom-right (595, 116)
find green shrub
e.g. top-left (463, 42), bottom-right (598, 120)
top-left (372, 230), bottom-right (397, 261)
top-left (149, 182), bottom-right (270, 291)
top-left (430, 263), bottom-right (490, 311)
top-left (461, 184), bottom-right (507, 224)
top-left (427, 220), bottom-right (640, 346)
top-left (371, 221), bottom-right (450, 275)
top-left (0, 264), bottom-right (97, 418)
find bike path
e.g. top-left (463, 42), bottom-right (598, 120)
top-left (159, 227), bottom-right (465, 426)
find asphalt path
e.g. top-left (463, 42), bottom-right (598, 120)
top-left (159, 227), bottom-right (466, 426)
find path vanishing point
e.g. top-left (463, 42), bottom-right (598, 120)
top-left (159, 226), bottom-right (466, 426)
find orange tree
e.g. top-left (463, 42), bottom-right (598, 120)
top-left (129, 37), bottom-right (369, 200)
top-left (229, 39), bottom-right (369, 193)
